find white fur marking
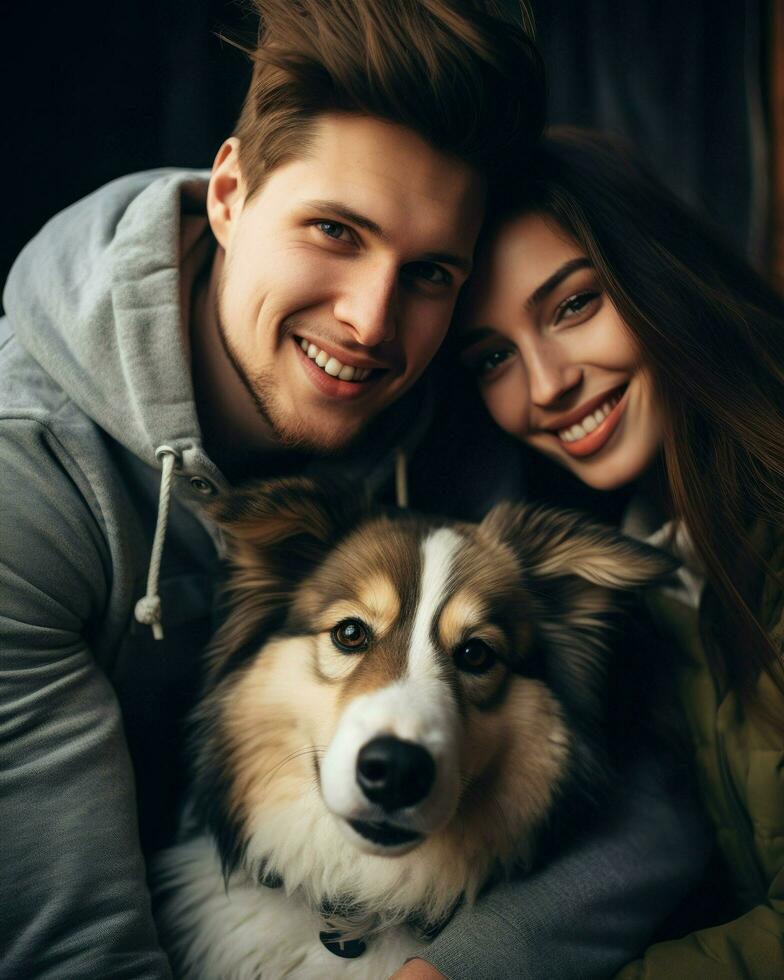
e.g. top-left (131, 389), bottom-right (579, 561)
top-left (408, 528), bottom-right (463, 680)
top-left (320, 677), bottom-right (460, 841)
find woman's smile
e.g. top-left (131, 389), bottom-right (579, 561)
top-left (539, 384), bottom-right (627, 456)
top-left (458, 213), bottom-right (663, 491)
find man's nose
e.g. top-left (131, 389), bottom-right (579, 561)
top-left (333, 263), bottom-right (398, 347)
top-left (527, 342), bottom-right (582, 406)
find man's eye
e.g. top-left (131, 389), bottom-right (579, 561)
top-left (555, 291), bottom-right (599, 324)
top-left (316, 220), bottom-right (349, 241)
top-left (403, 262), bottom-right (452, 286)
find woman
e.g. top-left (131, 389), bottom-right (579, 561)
top-left (457, 128), bottom-right (784, 978)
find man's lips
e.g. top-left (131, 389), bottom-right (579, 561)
top-left (293, 337), bottom-right (389, 401)
top-left (295, 335), bottom-right (391, 373)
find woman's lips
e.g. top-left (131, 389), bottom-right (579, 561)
top-left (553, 386), bottom-right (629, 458)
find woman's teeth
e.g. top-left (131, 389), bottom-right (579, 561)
top-left (558, 390), bottom-right (623, 443)
top-left (299, 338), bottom-right (372, 382)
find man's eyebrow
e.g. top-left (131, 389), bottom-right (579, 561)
top-left (305, 199), bottom-right (387, 239)
top-left (304, 199), bottom-right (472, 273)
top-left (526, 257), bottom-right (593, 310)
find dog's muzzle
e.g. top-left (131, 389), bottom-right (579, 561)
top-left (320, 680), bottom-right (461, 851)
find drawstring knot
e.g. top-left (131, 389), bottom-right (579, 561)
top-left (134, 446), bottom-right (178, 640)
top-left (134, 595), bottom-right (162, 628)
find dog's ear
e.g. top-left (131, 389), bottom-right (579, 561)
top-left (480, 500), bottom-right (677, 590)
top-left (208, 476), bottom-right (365, 570)
top-left (480, 502), bottom-right (677, 778)
top-left (203, 478), bottom-right (367, 681)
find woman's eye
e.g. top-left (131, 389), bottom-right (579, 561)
top-left (316, 220), bottom-right (349, 241)
top-left (555, 291), bottom-right (599, 324)
top-left (403, 262), bottom-right (452, 286)
top-left (331, 618), bottom-right (369, 652)
top-left (454, 639), bottom-right (497, 674)
top-left (474, 349), bottom-right (511, 377)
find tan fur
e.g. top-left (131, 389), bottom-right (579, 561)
top-left (220, 637), bottom-right (339, 820)
top-left (451, 680), bottom-right (570, 871)
top-left (358, 575), bottom-right (402, 635)
top-left (337, 636), bottom-right (408, 700)
top-left (438, 592), bottom-right (486, 647)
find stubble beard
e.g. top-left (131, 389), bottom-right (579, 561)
top-left (213, 288), bottom-right (370, 457)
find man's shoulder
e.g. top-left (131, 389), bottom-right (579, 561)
top-left (52, 167), bottom-right (209, 225)
top-left (0, 325), bottom-right (94, 438)
top-left (5, 168), bottom-right (210, 299)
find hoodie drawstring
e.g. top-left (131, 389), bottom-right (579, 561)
top-left (134, 446), bottom-right (178, 640)
top-left (395, 448), bottom-right (408, 508)
top-left (136, 447), bottom-right (404, 638)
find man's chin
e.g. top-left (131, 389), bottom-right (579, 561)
top-left (266, 413), bottom-right (372, 457)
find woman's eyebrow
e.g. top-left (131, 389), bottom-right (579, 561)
top-left (526, 257), bottom-right (593, 310)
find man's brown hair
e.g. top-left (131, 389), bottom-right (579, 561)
top-left (233, 0), bottom-right (545, 197)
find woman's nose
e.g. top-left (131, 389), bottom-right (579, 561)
top-left (527, 344), bottom-right (582, 407)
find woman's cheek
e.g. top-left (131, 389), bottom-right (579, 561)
top-left (483, 370), bottom-right (530, 440)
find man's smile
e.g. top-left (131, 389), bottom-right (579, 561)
top-left (293, 336), bottom-right (390, 401)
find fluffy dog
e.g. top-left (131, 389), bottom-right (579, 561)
top-left (152, 478), bottom-right (674, 979)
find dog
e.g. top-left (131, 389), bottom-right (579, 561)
top-left (151, 477), bottom-right (675, 979)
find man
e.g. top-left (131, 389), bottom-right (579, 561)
top-left (0, 1), bottom-right (706, 977)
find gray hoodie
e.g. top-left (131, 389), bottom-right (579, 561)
top-left (0, 171), bottom-right (708, 979)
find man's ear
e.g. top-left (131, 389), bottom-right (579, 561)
top-left (206, 137), bottom-right (245, 249)
top-left (480, 500), bottom-right (677, 590)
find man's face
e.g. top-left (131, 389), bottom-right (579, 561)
top-left (207, 114), bottom-right (485, 454)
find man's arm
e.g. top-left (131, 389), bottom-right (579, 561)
top-left (0, 419), bottom-right (171, 979)
top-left (395, 753), bottom-right (710, 980)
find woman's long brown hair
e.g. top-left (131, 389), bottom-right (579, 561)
top-left (506, 128), bottom-right (784, 735)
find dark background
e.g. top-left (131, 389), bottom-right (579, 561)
top-left (1, 1), bottom-right (771, 297)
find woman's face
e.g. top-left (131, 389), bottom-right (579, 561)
top-left (458, 213), bottom-right (663, 491)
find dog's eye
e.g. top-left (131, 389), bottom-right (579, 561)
top-left (331, 619), bottom-right (369, 652)
top-left (454, 639), bottom-right (496, 674)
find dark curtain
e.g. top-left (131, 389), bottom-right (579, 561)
top-left (531, 0), bottom-right (769, 263)
top-left (1, 1), bottom-right (769, 295)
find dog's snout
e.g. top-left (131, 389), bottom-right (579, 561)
top-left (356, 736), bottom-right (435, 811)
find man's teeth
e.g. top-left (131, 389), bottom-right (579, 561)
top-left (300, 339), bottom-right (372, 382)
top-left (558, 391), bottom-right (623, 443)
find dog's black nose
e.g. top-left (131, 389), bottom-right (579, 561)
top-left (356, 736), bottom-right (435, 810)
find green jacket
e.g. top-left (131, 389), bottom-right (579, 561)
top-left (616, 527), bottom-right (784, 978)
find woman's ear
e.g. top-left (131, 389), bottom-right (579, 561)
top-left (206, 138), bottom-right (245, 250)
top-left (480, 500), bottom-right (677, 590)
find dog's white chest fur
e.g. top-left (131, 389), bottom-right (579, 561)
top-left (155, 835), bottom-right (421, 979)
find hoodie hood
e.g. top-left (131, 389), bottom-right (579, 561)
top-left (2, 169), bottom-right (432, 495)
top-left (4, 169), bottom-right (210, 470)
top-left (2, 169), bottom-right (434, 640)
